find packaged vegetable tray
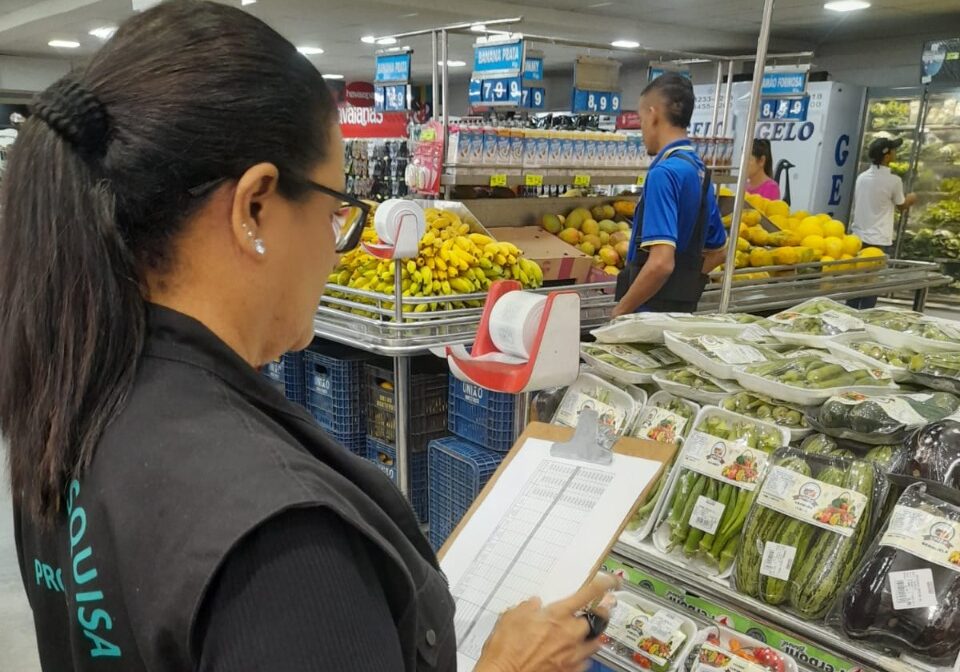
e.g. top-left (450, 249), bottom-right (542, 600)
top-left (768, 311), bottom-right (865, 349)
top-left (720, 392), bottom-right (811, 442)
top-left (623, 393), bottom-right (701, 542)
top-left (865, 314), bottom-right (960, 354)
top-left (907, 351), bottom-right (960, 394)
top-left (684, 625), bottom-right (796, 672)
top-left (809, 391), bottom-right (960, 445)
top-left (592, 313), bottom-right (747, 345)
top-left (552, 372), bottom-right (640, 437)
top-left (599, 590), bottom-right (698, 672)
top-left (825, 335), bottom-right (915, 383)
top-left (653, 366), bottom-right (743, 405)
top-left (654, 407), bottom-right (789, 577)
top-left (834, 482), bottom-right (960, 666)
top-left (663, 332), bottom-right (783, 381)
top-left (733, 447), bottom-right (885, 621)
top-left (901, 419), bottom-right (960, 489)
top-left (580, 342), bottom-right (683, 384)
top-left (770, 297), bottom-right (860, 321)
top-left (734, 354), bottom-right (898, 406)
top-left (800, 433), bottom-right (908, 475)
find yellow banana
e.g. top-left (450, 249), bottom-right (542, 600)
top-left (441, 281), bottom-right (452, 295)
top-left (414, 303), bottom-right (430, 313)
top-left (457, 223), bottom-right (470, 236)
top-left (421, 267), bottom-right (432, 285)
top-left (435, 257), bottom-right (447, 272)
top-left (448, 266), bottom-right (459, 278)
top-left (450, 278), bottom-right (474, 293)
top-left (478, 257), bottom-right (492, 269)
top-left (406, 260), bottom-right (416, 275)
top-left (432, 280), bottom-right (442, 291)
top-left (495, 253), bottom-right (507, 266)
top-left (421, 231), bottom-right (436, 246)
top-left (468, 233), bottom-right (494, 247)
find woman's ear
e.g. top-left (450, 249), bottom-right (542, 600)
top-left (231, 162), bottom-right (280, 259)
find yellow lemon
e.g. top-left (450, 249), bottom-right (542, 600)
top-left (842, 234), bottom-right (862, 256)
top-left (791, 210), bottom-right (810, 221)
top-left (801, 234), bottom-right (826, 254)
top-left (822, 219), bottom-right (846, 238)
top-left (824, 236), bottom-right (844, 259)
top-left (820, 255), bottom-right (837, 271)
top-left (858, 246), bottom-right (888, 269)
top-left (745, 193), bottom-right (766, 210)
top-left (736, 236), bottom-right (751, 252)
top-left (752, 228), bottom-right (771, 246)
top-left (786, 217), bottom-right (801, 230)
top-left (768, 214), bottom-right (789, 230)
top-left (766, 200), bottom-right (790, 218)
top-left (735, 250), bottom-right (750, 268)
top-left (796, 217), bottom-right (824, 239)
top-left (817, 213), bottom-right (832, 222)
top-left (718, 186), bottom-right (734, 197)
top-left (722, 213), bottom-right (733, 227)
top-left (742, 210), bottom-right (762, 227)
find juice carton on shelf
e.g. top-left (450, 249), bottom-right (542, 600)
top-left (615, 135), bottom-right (629, 168)
top-left (572, 131), bottom-right (587, 168)
top-left (468, 124), bottom-right (484, 166)
top-left (559, 131), bottom-right (575, 167)
top-left (509, 127), bottom-right (525, 172)
top-left (496, 126), bottom-right (512, 166)
top-left (547, 130), bottom-right (564, 169)
top-left (482, 124), bottom-right (498, 166)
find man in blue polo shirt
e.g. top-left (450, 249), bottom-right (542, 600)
top-left (613, 73), bottom-right (727, 316)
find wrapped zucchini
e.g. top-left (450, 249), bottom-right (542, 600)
top-left (908, 351), bottom-right (960, 393)
top-left (834, 483), bottom-right (960, 665)
top-left (735, 355), bottom-right (897, 406)
top-left (813, 391), bottom-right (960, 444)
top-left (580, 342), bottom-right (682, 384)
top-left (663, 332), bottom-right (783, 381)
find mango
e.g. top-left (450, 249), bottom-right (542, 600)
top-left (598, 219), bottom-right (619, 234)
top-left (599, 231), bottom-right (611, 245)
top-left (541, 213), bottom-right (562, 234)
top-left (580, 241), bottom-right (596, 256)
top-left (582, 234), bottom-right (602, 250)
top-left (614, 240), bottom-right (630, 261)
top-left (581, 219), bottom-right (600, 236)
top-left (604, 265), bottom-right (619, 275)
top-left (599, 246), bottom-right (620, 267)
top-left (565, 208), bottom-right (591, 230)
top-left (558, 228), bottom-right (582, 245)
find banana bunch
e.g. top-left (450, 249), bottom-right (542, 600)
top-left (326, 205), bottom-right (543, 316)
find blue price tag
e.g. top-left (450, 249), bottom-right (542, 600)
top-left (523, 56), bottom-right (544, 81)
top-left (481, 76), bottom-right (522, 104)
top-left (473, 39), bottom-right (525, 76)
top-left (759, 96), bottom-right (809, 121)
top-left (468, 78), bottom-right (482, 106)
top-left (375, 85), bottom-right (409, 112)
top-left (521, 87), bottom-right (546, 109)
top-left (571, 88), bottom-right (621, 114)
top-left (375, 53), bottom-right (411, 84)
top-left (761, 71), bottom-right (807, 96)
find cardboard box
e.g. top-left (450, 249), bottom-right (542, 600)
top-left (494, 226), bottom-right (594, 284)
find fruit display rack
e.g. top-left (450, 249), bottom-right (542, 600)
top-left (604, 540), bottom-right (917, 672)
top-left (439, 167), bottom-right (738, 192)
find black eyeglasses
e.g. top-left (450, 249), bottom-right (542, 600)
top-left (187, 177), bottom-right (370, 253)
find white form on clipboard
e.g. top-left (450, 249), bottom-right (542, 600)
top-left (439, 423), bottom-right (669, 672)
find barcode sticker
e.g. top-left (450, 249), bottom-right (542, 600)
top-left (890, 569), bottom-right (937, 610)
top-left (760, 541), bottom-right (797, 581)
top-left (646, 609), bottom-right (685, 644)
top-left (690, 496), bottom-right (725, 535)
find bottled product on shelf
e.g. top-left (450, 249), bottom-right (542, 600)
top-left (344, 138), bottom-right (409, 200)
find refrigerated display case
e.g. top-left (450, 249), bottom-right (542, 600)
top-left (856, 88), bottom-right (922, 181)
top-left (896, 87), bottom-right (960, 304)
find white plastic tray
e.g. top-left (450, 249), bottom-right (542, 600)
top-left (602, 589), bottom-right (699, 672)
top-left (652, 407), bottom-right (789, 579)
top-left (769, 327), bottom-right (860, 350)
top-left (621, 392), bottom-right (701, 543)
top-left (720, 393), bottom-right (813, 444)
top-left (734, 367), bottom-right (899, 406)
top-left (687, 624), bottom-right (799, 672)
top-left (552, 372), bottom-right (641, 436)
top-left (653, 368), bottom-right (742, 406)
top-left (866, 323), bottom-right (960, 355)
top-left (664, 332), bottom-right (780, 381)
top-left (592, 313), bottom-right (747, 345)
top-left (580, 343), bottom-right (681, 385)
top-left (824, 335), bottom-right (913, 383)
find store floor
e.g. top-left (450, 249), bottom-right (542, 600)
top-left (0, 451), bottom-right (41, 672)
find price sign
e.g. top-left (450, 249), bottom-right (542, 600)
top-left (574, 174), bottom-right (591, 187)
top-left (375, 52), bottom-right (412, 84)
top-left (480, 76), bottom-right (522, 105)
top-left (489, 173), bottom-right (508, 187)
top-left (760, 69), bottom-right (807, 96)
top-left (375, 84), bottom-right (409, 112)
top-left (523, 56), bottom-right (544, 81)
top-left (520, 87), bottom-right (546, 110)
top-left (636, 174), bottom-right (646, 186)
top-left (473, 38), bottom-right (525, 76)
top-left (759, 96), bottom-right (809, 121)
top-left (571, 88), bottom-right (621, 114)
top-left (524, 173), bottom-right (543, 187)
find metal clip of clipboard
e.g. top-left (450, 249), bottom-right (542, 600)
top-left (549, 410), bottom-right (615, 465)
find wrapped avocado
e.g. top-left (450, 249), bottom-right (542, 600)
top-left (815, 392), bottom-right (960, 443)
top-left (835, 483), bottom-right (960, 665)
top-left (721, 392), bottom-right (807, 429)
top-left (909, 351), bottom-right (960, 393)
top-left (902, 420), bottom-right (960, 489)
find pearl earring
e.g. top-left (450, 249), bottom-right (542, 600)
top-left (243, 222), bottom-right (266, 255)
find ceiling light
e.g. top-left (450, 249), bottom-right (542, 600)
top-left (296, 46), bottom-right (324, 55)
top-left (824, 0), bottom-right (870, 11)
top-left (360, 35), bottom-right (377, 44)
top-left (48, 39), bottom-right (80, 49)
top-left (470, 24), bottom-right (487, 32)
top-left (439, 60), bottom-right (467, 67)
top-left (241, 0), bottom-right (256, 5)
top-left (611, 40), bottom-right (640, 49)
top-left (322, 74), bottom-right (344, 80)
top-left (88, 26), bottom-right (116, 40)
top-left (376, 37), bottom-right (397, 45)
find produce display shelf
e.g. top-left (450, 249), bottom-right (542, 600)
top-left (609, 540), bottom-right (915, 672)
top-left (440, 169), bottom-right (651, 188)
top-left (313, 261), bottom-right (949, 356)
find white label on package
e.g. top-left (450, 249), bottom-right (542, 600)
top-left (648, 346), bottom-right (682, 366)
top-left (605, 602), bottom-right (683, 667)
top-left (690, 496), bottom-right (725, 535)
top-left (889, 568), bottom-right (938, 610)
top-left (757, 466), bottom-right (868, 537)
top-left (830, 393), bottom-right (931, 426)
top-left (739, 325), bottom-right (773, 343)
top-left (698, 336), bottom-right (767, 365)
top-left (681, 432), bottom-right (768, 491)
top-left (881, 505), bottom-right (960, 573)
top-left (694, 642), bottom-right (767, 672)
top-left (636, 407), bottom-right (687, 446)
top-left (760, 541), bottom-right (797, 581)
top-left (820, 310), bottom-right (864, 333)
top-left (554, 392), bottom-right (624, 432)
top-left (646, 609), bottom-right (686, 646)
top-left (601, 344), bottom-right (661, 370)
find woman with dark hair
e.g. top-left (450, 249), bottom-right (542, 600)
top-left (745, 138), bottom-right (780, 200)
top-left (0, 2), bottom-right (613, 671)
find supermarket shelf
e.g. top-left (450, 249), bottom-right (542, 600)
top-left (610, 540), bottom-right (914, 672)
top-left (313, 260), bottom-right (949, 356)
top-left (440, 166), bottom-right (737, 188)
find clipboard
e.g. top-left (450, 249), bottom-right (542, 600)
top-left (439, 415), bottom-right (677, 671)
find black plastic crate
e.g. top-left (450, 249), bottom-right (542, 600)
top-left (262, 351), bottom-right (306, 407)
top-left (366, 433), bottom-right (443, 524)
top-left (304, 344), bottom-right (371, 438)
top-left (366, 358), bottom-right (448, 447)
top-left (447, 375), bottom-right (516, 453)
top-left (428, 436), bottom-right (504, 550)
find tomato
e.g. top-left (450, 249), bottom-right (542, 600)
top-left (631, 652), bottom-right (651, 668)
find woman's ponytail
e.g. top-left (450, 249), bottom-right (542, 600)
top-left (0, 76), bottom-right (144, 521)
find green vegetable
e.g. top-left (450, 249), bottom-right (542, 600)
top-left (700, 483), bottom-right (734, 555)
top-left (801, 433), bottom-right (837, 455)
top-left (721, 392), bottom-right (808, 429)
top-left (684, 478), bottom-right (717, 556)
top-left (673, 475), bottom-right (707, 545)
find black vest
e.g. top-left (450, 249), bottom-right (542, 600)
top-left (14, 305), bottom-right (456, 671)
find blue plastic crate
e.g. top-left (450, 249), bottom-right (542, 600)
top-left (366, 435), bottom-right (437, 524)
top-left (304, 346), bottom-right (367, 437)
top-left (428, 436), bottom-right (504, 550)
top-left (262, 351), bottom-right (306, 406)
top-left (447, 375), bottom-right (516, 453)
top-left (322, 427), bottom-right (367, 456)
top-left (367, 361), bottom-right (448, 446)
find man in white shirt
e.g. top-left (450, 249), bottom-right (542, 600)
top-left (848, 137), bottom-right (917, 309)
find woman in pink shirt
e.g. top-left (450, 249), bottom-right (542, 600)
top-left (746, 138), bottom-right (781, 200)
